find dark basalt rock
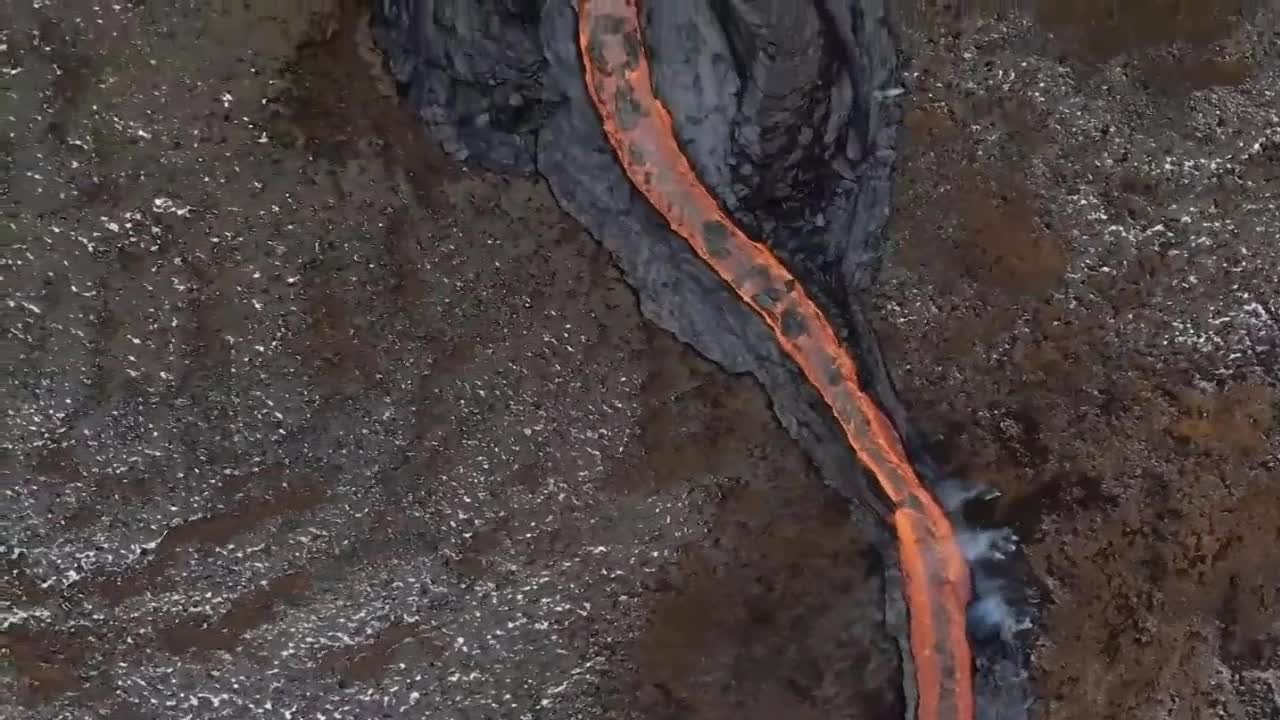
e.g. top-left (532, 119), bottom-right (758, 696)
top-left (373, 0), bottom-right (549, 172)
top-left (372, 2), bottom-right (1036, 718)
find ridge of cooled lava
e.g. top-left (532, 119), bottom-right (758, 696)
top-left (373, 1), bottom-right (1038, 718)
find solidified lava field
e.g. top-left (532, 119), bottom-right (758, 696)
top-left (2, 1), bottom-right (1279, 719)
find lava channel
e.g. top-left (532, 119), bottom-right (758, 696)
top-left (576, 2), bottom-right (975, 719)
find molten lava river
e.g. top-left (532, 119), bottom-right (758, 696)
top-left (577, 2), bottom-right (976, 719)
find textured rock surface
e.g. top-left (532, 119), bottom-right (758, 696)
top-left (373, 0), bottom-right (548, 172)
top-left (1, 1), bottom-right (902, 718)
top-left (8, 1), bottom-right (1278, 719)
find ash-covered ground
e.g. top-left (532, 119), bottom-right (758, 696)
top-left (3, 1), bottom-right (1279, 720)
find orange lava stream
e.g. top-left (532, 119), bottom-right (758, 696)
top-left (576, 2), bottom-right (974, 719)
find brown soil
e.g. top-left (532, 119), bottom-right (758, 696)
top-left (613, 333), bottom-right (902, 720)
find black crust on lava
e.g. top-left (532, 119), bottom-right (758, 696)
top-left (371, 1), bottom-right (1037, 718)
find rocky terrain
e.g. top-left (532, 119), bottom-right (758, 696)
top-left (881, 2), bottom-right (1280, 718)
top-left (3, 1), bottom-right (1279, 719)
top-left (2, 2), bottom-right (895, 718)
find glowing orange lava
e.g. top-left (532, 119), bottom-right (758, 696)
top-left (576, 2), bottom-right (975, 719)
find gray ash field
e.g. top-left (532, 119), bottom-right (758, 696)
top-left (3, 1), bottom-right (1279, 720)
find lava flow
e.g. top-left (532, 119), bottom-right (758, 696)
top-left (576, 2), bottom-right (975, 719)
